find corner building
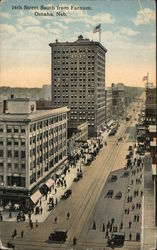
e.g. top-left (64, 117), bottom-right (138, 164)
top-left (0, 98), bottom-right (68, 209)
top-left (49, 35), bottom-right (107, 137)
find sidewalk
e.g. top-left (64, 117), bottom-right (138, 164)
top-left (121, 147), bottom-right (144, 242)
top-left (0, 161), bottom-right (84, 223)
top-left (141, 154), bottom-right (157, 250)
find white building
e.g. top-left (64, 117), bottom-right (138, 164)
top-left (0, 98), bottom-right (69, 209)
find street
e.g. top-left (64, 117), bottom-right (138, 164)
top-left (0, 102), bottom-right (144, 250)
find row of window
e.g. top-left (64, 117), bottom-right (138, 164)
top-left (0, 150), bottom-right (25, 158)
top-left (54, 48), bottom-right (95, 53)
top-left (0, 125), bottom-right (25, 134)
top-left (0, 162), bottom-right (25, 170)
top-left (30, 117), bottom-right (66, 132)
top-left (0, 139), bottom-right (25, 146)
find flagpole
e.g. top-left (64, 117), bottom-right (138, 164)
top-left (147, 72), bottom-right (149, 88)
top-left (99, 29), bottom-right (101, 43)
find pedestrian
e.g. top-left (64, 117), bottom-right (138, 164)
top-left (136, 232), bottom-right (140, 241)
top-left (73, 236), bottom-right (77, 246)
top-left (111, 217), bottom-right (115, 224)
top-left (30, 221), bottom-right (33, 229)
top-left (134, 215), bottom-right (137, 221)
top-left (106, 229), bottom-right (109, 238)
top-left (54, 216), bottom-right (57, 224)
top-left (132, 204), bottom-right (135, 210)
top-left (67, 212), bottom-right (70, 220)
top-left (137, 215), bottom-right (139, 222)
top-left (21, 230), bottom-right (24, 238)
top-left (36, 219), bottom-right (38, 227)
top-left (14, 229), bottom-right (17, 237)
top-left (129, 221), bottom-right (132, 228)
top-left (92, 220), bottom-right (96, 229)
top-left (40, 207), bottom-right (43, 214)
top-left (129, 232), bottom-right (132, 241)
top-left (9, 212), bottom-right (12, 218)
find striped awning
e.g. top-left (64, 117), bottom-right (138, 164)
top-left (45, 178), bottom-right (54, 188)
top-left (30, 190), bottom-right (42, 204)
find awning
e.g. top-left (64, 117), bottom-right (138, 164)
top-left (152, 164), bottom-right (157, 176)
top-left (45, 178), bottom-right (54, 188)
top-left (30, 190), bottom-right (42, 204)
top-left (107, 120), bottom-right (114, 127)
top-left (55, 169), bottom-right (62, 176)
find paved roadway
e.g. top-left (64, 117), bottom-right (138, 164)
top-left (0, 101), bottom-right (143, 250)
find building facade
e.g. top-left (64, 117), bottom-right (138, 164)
top-left (49, 35), bottom-right (107, 137)
top-left (105, 87), bottom-right (112, 123)
top-left (145, 87), bottom-right (156, 125)
top-left (67, 121), bottom-right (88, 161)
top-left (0, 98), bottom-right (68, 209)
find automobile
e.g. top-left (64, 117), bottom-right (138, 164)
top-left (73, 177), bottom-right (80, 182)
top-left (107, 190), bottom-right (113, 198)
top-left (77, 171), bottom-right (83, 178)
top-left (126, 154), bottom-right (130, 159)
top-left (115, 192), bottom-right (122, 199)
top-left (49, 229), bottom-right (67, 242)
top-left (124, 171), bottom-right (129, 177)
top-left (107, 233), bottom-right (125, 247)
top-left (61, 189), bottom-right (72, 200)
top-left (111, 175), bottom-right (117, 182)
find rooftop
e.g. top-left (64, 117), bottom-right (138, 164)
top-left (49, 35), bottom-right (107, 52)
top-left (0, 107), bottom-right (69, 122)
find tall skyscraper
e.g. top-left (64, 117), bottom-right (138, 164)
top-left (49, 35), bottom-right (107, 137)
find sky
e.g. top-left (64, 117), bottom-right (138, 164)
top-left (0, 0), bottom-right (156, 88)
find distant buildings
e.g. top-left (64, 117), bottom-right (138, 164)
top-left (0, 97), bottom-right (69, 209)
top-left (111, 83), bottom-right (125, 119)
top-left (49, 35), bottom-right (107, 137)
top-left (42, 84), bottom-right (51, 100)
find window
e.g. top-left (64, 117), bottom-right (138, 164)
top-left (21, 139), bottom-right (25, 146)
top-left (14, 151), bottom-right (19, 158)
top-left (14, 140), bottom-right (18, 146)
top-left (0, 125), bottom-right (3, 133)
top-left (7, 126), bottom-right (12, 133)
top-left (14, 163), bottom-right (18, 169)
top-left (8, 163), bottom-right (11, 169)
top-left (14, 126), bottom-right (19, 133)
top-left (7, 151), bottom-right (12, 158)
top-left (0, 140), bottom-right (3, 146)
top-left (21, 164), bottom-right (25, 169)
top-left (21, 151), bottom-right (25, 159)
